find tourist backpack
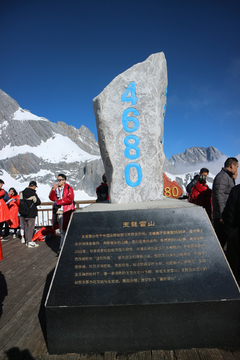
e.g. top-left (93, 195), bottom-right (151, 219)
top-left (19, 191), bottom-right (33, 217)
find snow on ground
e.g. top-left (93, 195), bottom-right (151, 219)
top-left (1, 133), bottom-right (101, 163)
top-left (30, 169), bottom-right (55, 177)
top-left (12, 107), bottom-right (49, 121)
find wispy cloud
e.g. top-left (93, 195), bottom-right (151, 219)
top-left (168, 84), bottom-right (225, 113)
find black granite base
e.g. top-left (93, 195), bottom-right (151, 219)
top-left (45, 204), bottom-right (240, 354)
top-left (46, 300), bottom-right (240, 354)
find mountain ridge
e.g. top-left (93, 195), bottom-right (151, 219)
top-left (168, 146), bottom-right (223, 166)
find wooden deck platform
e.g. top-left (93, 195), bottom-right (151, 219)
top-left (1, 235), bottom-right (240, 360)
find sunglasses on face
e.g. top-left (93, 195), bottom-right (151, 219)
top-left (57, 179), bottom-right (64, 182)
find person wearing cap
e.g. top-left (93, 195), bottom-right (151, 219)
top-left (21, 181), bottom-right (41, 248)
top-left (0, 179), bottom-right (10, 241)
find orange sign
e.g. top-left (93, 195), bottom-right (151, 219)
top-left (163, 173), bottom-right (183, 198)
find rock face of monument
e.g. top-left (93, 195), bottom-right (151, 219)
top-left (93, 52), bottom-right (168, 204)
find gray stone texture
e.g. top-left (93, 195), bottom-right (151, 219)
top-left (93, 52), bottom-right (168, 204)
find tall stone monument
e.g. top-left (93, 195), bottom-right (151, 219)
top-left (93, 52), bottom-right (167, 204)
top-left (45, 53), bottom-right (240, 355)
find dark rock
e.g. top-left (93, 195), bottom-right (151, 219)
top-left (167, 146), bottom-right (222, 167)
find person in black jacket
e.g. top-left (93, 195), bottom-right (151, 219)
top-left (223, 184), bottom-right (240, 229)
top-left (222, 184), bottom-right (240, 283)
top-left (96, 174), bottom-right (109, 202)
top-left (21, 181), bottom-right (41, 248)
top-left (212, 157), bottom-right (238, 248)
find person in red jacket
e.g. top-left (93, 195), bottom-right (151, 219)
top-left (0, 179), bottom-right (10, 241)
top-left (7, 188), bottom-right (20, 238)
top-left (49, 174), bottom-right (75, 253)
top-left (191, 175), bottom-right (212, 219)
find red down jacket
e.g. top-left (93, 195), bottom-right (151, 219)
top-left (8, 194), bottom-right (20, 229)
top-left (0, 189), bottom-right (10, 223)
top-left (191, 181), bottom-right (212, 219)
top-left (49, 183), bottom-right (75, 230)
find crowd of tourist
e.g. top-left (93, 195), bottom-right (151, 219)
top-left (0, 173), bottom-right (76, 255)
top-left (187, 157), bottom-right (240, 281)
top-left (0, 172), bottom-right (110, 258)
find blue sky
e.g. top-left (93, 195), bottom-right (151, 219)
top-left (1, 0), bottom-right (240, 159)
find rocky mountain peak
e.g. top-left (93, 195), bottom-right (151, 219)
top-left (0, 89), bottom-right (19, 122)
top-left (168, 146), bottom-right (223, 166)
top-left (57, 122), bottom-right (100, 156)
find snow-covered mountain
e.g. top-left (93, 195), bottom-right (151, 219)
top-left (0, 88), bottom-right (228, 201)
top-left (163, 146), bottom-right (223, 174)
top-left (168, 146), bottom-right (222, 166)
top-left (0, 89), bottom-right (104, 200)
top-left (163, 146), bottom-right (223, 193)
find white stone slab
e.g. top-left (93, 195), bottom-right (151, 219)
top-left (93, 52), bottom-right (168, 204)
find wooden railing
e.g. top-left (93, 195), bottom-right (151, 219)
top-left (36, 200), bottom-right (96, 228)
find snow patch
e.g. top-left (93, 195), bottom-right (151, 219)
top-left (0, 121), bottom-right (8, 129)
top-left (0, 121), bottom-right (8, 135)
top-left (12, 107), bottom-right (49, 122)
top-left (1, 133), bottom-right (101, 163)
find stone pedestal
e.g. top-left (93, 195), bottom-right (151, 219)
top-left (45, 200), bottom-right (240, 354)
